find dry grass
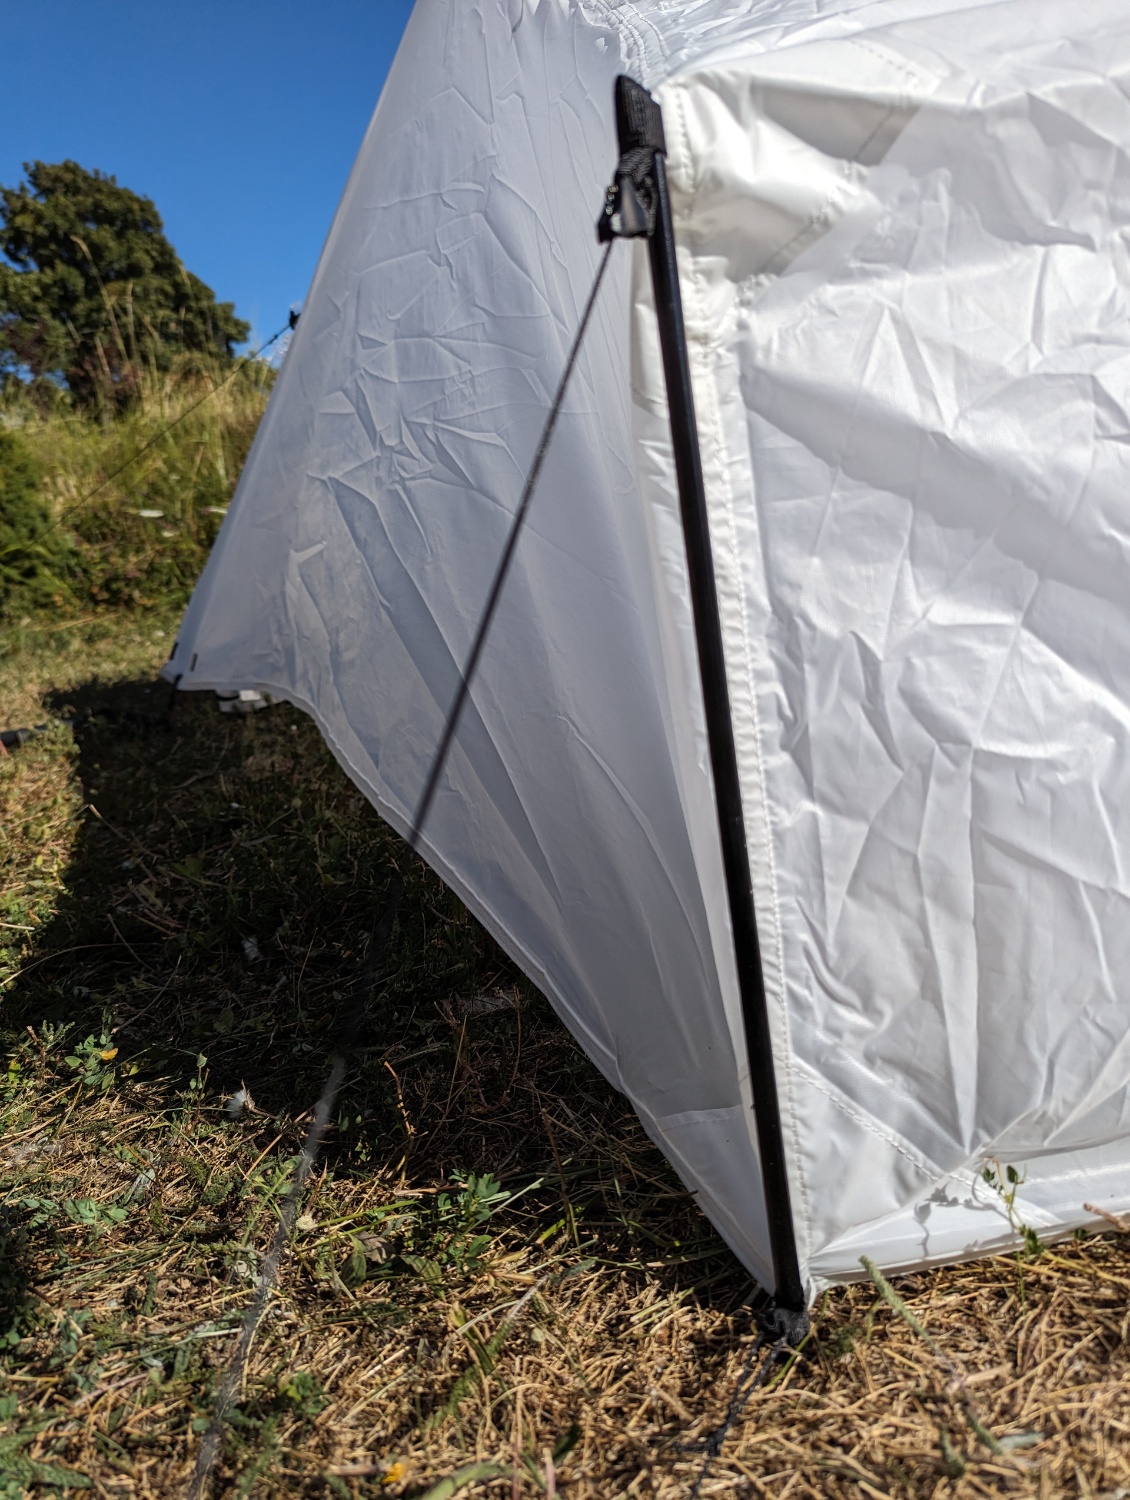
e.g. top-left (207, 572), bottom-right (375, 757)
top-left (3, 624), bottom-right (1130, 1500)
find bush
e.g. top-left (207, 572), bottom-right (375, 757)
top-left (0, 424), bottom-right (70, 613)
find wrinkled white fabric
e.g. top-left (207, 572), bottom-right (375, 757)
top-left (168, 0), bottom-right (1130, 1295)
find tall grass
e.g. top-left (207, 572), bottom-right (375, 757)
top-left (0, 356), bottom-right (272, 619)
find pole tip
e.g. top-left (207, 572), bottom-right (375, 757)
top-left (614, 75), bottom-right (666, 157)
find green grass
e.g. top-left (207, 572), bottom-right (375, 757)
top-left (1, 356), bottom-right (270, 620)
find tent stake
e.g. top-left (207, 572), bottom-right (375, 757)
top-left (601, 75), bottom-right (806, 1313)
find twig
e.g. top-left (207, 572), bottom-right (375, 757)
top-left (1084, 1202), bottom-right (1130, 1234)
top-left (107, 913), bottom-right (147, 972)
top-left (186, 1054), bottom-right (345, 1500)
top-left (239, 1131), bottom-right (287, 1184)
top-left (860, 1256), bottom-right (1004, 1456)
top-left (383, 1059), bottom-right (416, 1138)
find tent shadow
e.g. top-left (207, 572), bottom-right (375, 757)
top-left (0, 1198), bottom-right (37, 1342)
top-left (6, 671), bottom-right (753, 1316)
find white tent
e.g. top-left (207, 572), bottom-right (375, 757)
top-left (166, 0), bottom-right (1130, 1303)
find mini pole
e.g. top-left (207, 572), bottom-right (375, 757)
top-left (600, 75), bottom-right (806, 1313)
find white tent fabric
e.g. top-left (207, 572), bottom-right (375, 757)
top-left (166, 0), bottom-right (1130, 1298)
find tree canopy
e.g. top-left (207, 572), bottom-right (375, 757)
top-left (0, 160), bottom-right (249, 406)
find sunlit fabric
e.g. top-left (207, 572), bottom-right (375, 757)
top-left (167, 0), bottom-right (1130, 1297)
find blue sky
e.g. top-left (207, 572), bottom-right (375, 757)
top-left (0, 1), bottom-right (416, 350)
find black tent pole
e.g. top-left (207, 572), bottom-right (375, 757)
top-left (599, 75), bottom-right (806, 1315)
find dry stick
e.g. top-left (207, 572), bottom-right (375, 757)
top-left (859, 1255), bottom-right (1005, 1457)
top-left (186, 1053), bottom-right (344, 1500)
top-left (106, 913), bottom-right (147, 972)
top-left (1083, 1202), bottom-right (1130, 1234)
top-left (239, 1131), bottom-right (288, 1184)
top-left (185, 242), bottom-right (615, 1499)
top-left (383, 1059), bottom-right (416, 1138)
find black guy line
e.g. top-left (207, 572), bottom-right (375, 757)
top-left (186, 239), bottom-right (615, 1499)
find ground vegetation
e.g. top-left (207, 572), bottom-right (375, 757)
top-left (0, 353), bottom-right (269, 622)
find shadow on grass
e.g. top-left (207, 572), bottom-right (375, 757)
top-left (7, 672), bottom-right (750, 1308)
top-left (0, 1201), bottom-right (35, 1345)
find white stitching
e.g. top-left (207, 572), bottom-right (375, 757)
top-left (580, 0), bottom-right (665, 83)
top-left (796, 1066), bottom-right (944, 1182)
top-left (608, 0), bottom-right (667, 81)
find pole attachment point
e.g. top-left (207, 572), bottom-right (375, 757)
top-left (597, 75), bottom-right (667, 242)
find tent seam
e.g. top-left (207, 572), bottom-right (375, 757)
top-left (577, 0), bottom-right (642, 72)
top-left (580, 0), bottom-right (665, 84)
top-left (673, 38), bottom-right (924, 293)
top-left (794, 1064), bottom-right (943, 1182)
top-left (669, 81), bottom-right (815, 1276)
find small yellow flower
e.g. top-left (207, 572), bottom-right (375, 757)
top-left (380, 1461), bottom-right (405, 1486)
top-left (100, 1048), bottom-right (118, 1061)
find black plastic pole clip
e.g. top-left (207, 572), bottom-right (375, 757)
top-left (597, 76), bottom-right (667, 241)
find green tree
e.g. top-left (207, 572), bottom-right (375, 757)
top-left (0, 160), bottom-right (249, 407)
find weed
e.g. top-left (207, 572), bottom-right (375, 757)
top-left (62, 1199), bottom-right (129, 1233)
top-left (63, 1025), bottom-right (120, 1093)
top-left (0, 1421), bottom-right (91, 1494)
top-left (0, 355), bottom-right (270, 622)
top-left (0, 427), bottom-right (70, 613)
top-left (276, 1369), bottom-right (328, 1420)
top-left (824, 1323), bottom-right (861, 1361)
top-left (983, 1160), bottom-right (1044, 1258)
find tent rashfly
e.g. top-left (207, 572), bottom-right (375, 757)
top-left (165, 0), bottom-right (1130, 1305)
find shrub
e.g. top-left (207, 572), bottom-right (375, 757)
top-left (0, 423), bottom-right (70, 613)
